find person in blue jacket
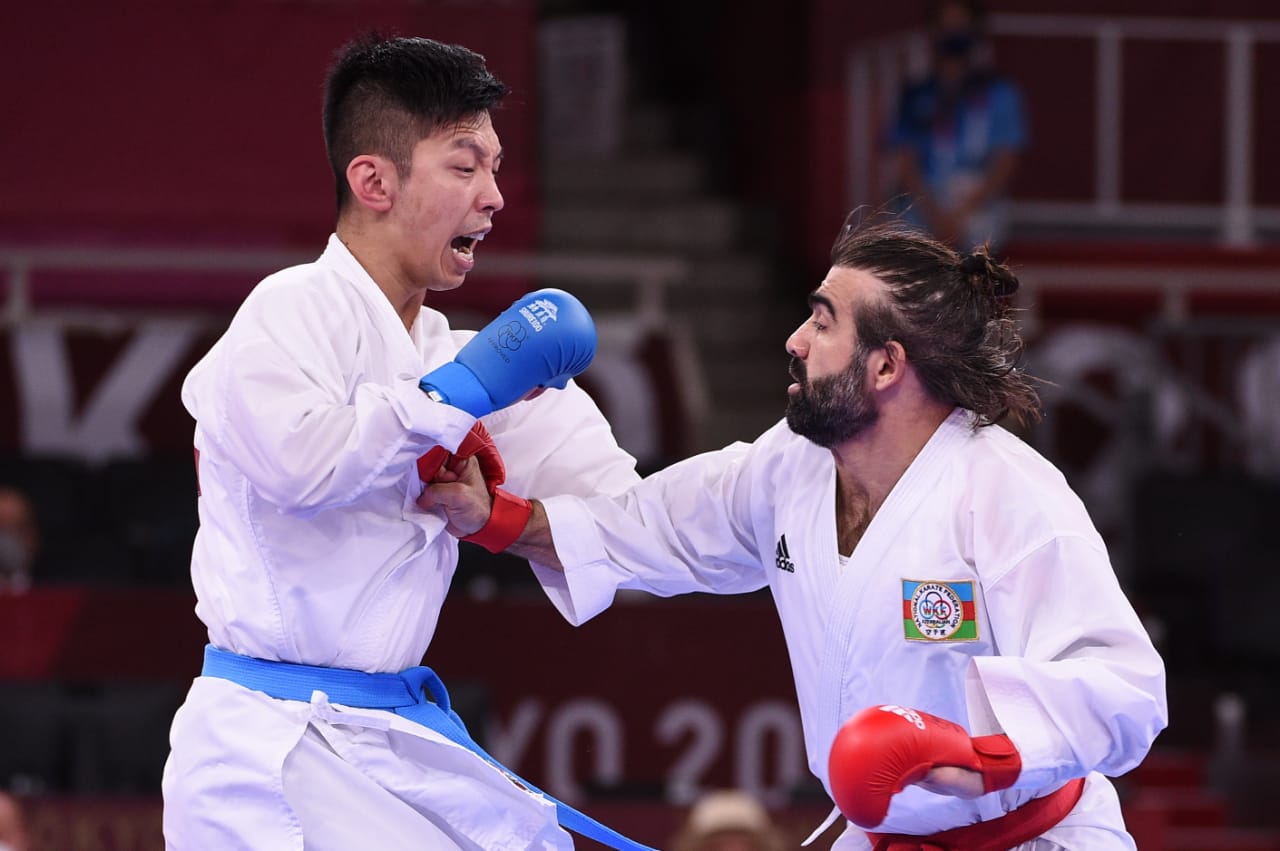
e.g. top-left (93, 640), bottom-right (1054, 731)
top-left (889, 0), bottom-right (1028, 253)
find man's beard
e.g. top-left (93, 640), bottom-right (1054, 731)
top-left (785, 347), bottom-right (879, 447)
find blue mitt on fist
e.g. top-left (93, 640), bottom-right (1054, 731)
top-left (420, 288), bottom-right (597, 418)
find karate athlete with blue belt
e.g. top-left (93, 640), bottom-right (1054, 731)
top-left (162, 35), bottom-right (652, 851)
top-left (424, 219), bottom-right (1169, 851)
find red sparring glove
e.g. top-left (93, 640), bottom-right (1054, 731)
top-left (418, 421), bottom-right (506, 491)
top-left (827, 704), bottom-right (1021, 829)
top-left (417, 422), bottom-right (532, 554)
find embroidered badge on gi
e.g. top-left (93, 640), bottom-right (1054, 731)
top-left (774, 535), bottom-right (795, 573)
top-left (902, 579), bottom-right (977, 641)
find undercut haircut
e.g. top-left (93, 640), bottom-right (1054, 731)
top-left (322, 34), bottom-right (509, 213)
top-left (830, 214), bottom-right (1041, 429)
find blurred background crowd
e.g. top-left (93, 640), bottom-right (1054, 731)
top-left (3, 0), bottom-right (1279, 848)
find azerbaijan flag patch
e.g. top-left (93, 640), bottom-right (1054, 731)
top-left (902, 579), bottom-right (978, 641)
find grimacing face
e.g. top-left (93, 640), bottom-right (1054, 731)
top-left (386, 112), bottom-right (505, 292)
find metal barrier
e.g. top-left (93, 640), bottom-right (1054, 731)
top-left (0, 244), bottom-right (708, 465)
top-left (845, 13), bottom-right (1280, 245)
top-left (0, 246), bottom-right (690, 326)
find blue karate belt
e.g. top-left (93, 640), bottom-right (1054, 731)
top-left (201, 645), bottom-right (655, 851)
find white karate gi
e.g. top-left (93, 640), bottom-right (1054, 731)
top-left (162, 235), bottom-right (640, 850)
top-left (536, 409), bottom-right (1168, 850)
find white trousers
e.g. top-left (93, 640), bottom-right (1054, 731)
top-left (284, 725), bottom-right (469, 850)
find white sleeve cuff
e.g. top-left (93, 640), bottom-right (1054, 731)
top-left (968, 656), bottom-right (1079, 791)
top-left (531, 494), bottom-right (625, 627)
top-left (394, 373), bottom-right (476, 452)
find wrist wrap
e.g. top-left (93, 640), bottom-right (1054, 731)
top-left (462, 488), bottom-right (532, 553)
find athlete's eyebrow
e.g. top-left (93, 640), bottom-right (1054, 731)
top-left (808, 291), bottom-right (838, 319)
top-left (453, 137), bottom-right (504, 166)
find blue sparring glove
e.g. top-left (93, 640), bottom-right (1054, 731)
top-left (419, 288), bottom-right (597, 418)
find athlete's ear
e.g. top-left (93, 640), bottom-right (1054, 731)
top-left (345, 154), bottom-right (396, 213)
top-left (871, 340), bottom-right (908, 391)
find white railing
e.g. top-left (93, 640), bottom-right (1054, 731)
top-left (1011, 261), bottom-right (1280, 337)
top-left (846, 13), bottom-right (1280, 245)
top-left (0, 244), bottom-right (708, 464)
top-left (0, 246), bottom-right (690, 327)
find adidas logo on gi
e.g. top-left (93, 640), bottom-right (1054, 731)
top-left (774, 535), bottom-right (795, 573)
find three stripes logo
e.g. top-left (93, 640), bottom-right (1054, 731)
top-left (774, 535), bottom-right (796, 573)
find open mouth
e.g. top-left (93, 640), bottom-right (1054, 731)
top-left (451, 230), bottom-right (487, 257)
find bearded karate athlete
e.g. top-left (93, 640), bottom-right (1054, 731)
top-left (424, 218), bottom-right (1168, 851)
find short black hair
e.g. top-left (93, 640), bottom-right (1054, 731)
top-left (322, 33), bottom-right (509, 213)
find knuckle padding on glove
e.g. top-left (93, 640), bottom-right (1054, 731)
top-left (417, 422), bottom-right (505, 489)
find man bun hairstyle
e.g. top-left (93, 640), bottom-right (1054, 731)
top-left (958, 249), bottom-right (1019, 299)
top-left (831, 213), bottom-right (1041, 429)
top-left (322, 33), bottom-right (509, 213)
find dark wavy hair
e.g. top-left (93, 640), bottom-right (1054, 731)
top-left (322, 33), bottom-right (508, 213)
top-left (830, 214), bottom-right (1041, 428)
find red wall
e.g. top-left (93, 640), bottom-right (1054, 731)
top-left (8, 1), bottom-right (1280, 287)
top-left (0, 0), bottom-right (538, 254)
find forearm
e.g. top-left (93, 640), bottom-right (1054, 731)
top-left (221, 369), bottom-right (473, 511)
top-left (969, 651), bottom-right (1166, 789)
top-left (507, 499), bottom-right (563, 570)
top-left (974, 539), bottom-right (1168, 789)
top-left (425, 442), bottom-right (767, 598)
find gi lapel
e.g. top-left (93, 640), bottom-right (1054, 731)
top-left (320, 237), bottom-right (455, 538)
top-left (321, 236), bottom-right (453, 373)
top-left (812, 409), bottom-right (973, 766)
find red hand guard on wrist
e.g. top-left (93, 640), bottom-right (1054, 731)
top-left (418, 421), bottom-right (506, 490)
top-left (827, 704), bottom-right (1022, 829)
top-left (461, 488), bottom-right (533, 553)
top-left (418, 421), bottom-right (530, 552)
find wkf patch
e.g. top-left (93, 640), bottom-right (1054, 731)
top-left (902, 579), bottom-right (978, 641)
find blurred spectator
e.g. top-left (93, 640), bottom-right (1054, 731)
top-left (669, 789), bottom-right (784, 851)
top-left (0, 487), bottom-right (38, 594)
top-left (0, 792), bottom-right (30, 851)
top-left (887, 0), bottom-right (1027, 252)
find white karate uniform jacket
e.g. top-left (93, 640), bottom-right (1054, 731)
top-left (536, 409), bottom-right (1168, 850)
top-left (162, 235), bottom-right (640, 850)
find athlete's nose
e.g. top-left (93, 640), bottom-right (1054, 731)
top-left (479, 172), bottom-right (504, 214)
top-left (786, 324), bottom-right (808, 359)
